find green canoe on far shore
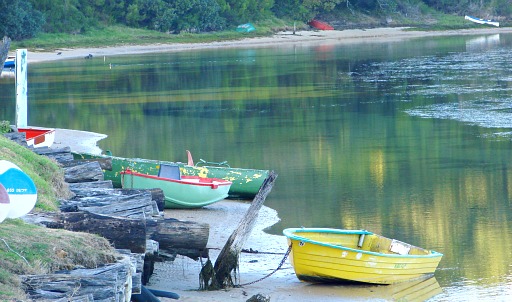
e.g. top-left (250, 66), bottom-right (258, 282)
top-left (72, 152), bottom-right (269, 200)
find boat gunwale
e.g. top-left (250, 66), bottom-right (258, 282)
top-left (121, 169), bottom-right (233, 188)
top-left (283, 228), bottom-right (443, 259)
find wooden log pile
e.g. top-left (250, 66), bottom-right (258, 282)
top-left (14, 145), bottom-right (209, 301)
top-left (21, 252), bottom-right (137, 302)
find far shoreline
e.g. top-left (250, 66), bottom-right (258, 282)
top-left (27, 27), bottom-right (512, 64)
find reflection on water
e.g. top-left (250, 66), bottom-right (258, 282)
top-left (1, 33), bottom-right (512, 300)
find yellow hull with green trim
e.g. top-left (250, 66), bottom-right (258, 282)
top-left (283, 228), bottom-right (443, 285)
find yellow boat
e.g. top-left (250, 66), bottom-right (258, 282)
top-left (283, 228), bottom-right (443, 285)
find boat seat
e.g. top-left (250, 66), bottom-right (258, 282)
top-left (158, 164), bottom-right (181, 180)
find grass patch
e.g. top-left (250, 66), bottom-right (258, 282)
top-left (0, 135), bottom-right (72, 211)
top-left (0, 220), bottom-right (118, 300)
top-left (0, 135), bottom-right (119, 300)
top-left (11, 23), bottom-right (282, 52)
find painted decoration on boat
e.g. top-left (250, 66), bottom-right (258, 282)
top-left (0, 160), bottom-right (37, 219)
top-left (0, 183), bottom-right (11, 223)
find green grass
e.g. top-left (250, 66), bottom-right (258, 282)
top-left (11, 23), bottom-right (283, 52)
top-left (0, 135), bottom-right (118, 300)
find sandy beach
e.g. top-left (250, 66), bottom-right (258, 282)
top-left (27, 27), bottom-right (512, 64)
top-left (44, 27), bottom-right (509, 301)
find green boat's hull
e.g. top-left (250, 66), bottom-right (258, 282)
top-left (73, 153), bottom-right (268, 200)
top-left (122, 171), bottom-right (231, 209)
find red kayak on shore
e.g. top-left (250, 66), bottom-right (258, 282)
top-left (308, 19), bottom-right (334, 30)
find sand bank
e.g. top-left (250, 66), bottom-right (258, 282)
top-left (27, 27), bottom-right (512, 64)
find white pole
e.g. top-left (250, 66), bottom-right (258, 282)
top-left (15, 49), bottom-right (28, 128)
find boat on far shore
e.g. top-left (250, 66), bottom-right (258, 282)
top-left (465, 15), bottom-right (499, 27)
top-left (3, 56), bottom-right (14, 68)
top-left (308, 19), bottom-right (334, 30)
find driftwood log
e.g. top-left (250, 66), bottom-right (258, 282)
top-left (201, 170), bottom-right (277, 290)
top-left (22, 211), bottom-right (209, 257)
top-left (33, 146), bottom-right (74, 162)
top-left (64, 161), bottom-right (104, 183)
top-left (60, 188), bottom-right (159, 219)
top-left (147, 218), bottom-right (209, 260)
top-left (68, 180), bottom-right (114, 190)
top-left (21, 253), bottom-right (135, 302)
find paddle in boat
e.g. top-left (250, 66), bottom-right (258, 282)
top-left (283, 228), bottom-right (443, 285)
top-left (18, 127), bottom-right (55, 148)
top-left (121, 163), bottom-right (232, 209)
top-left (73, 150), bottom-right (268, 200)
top-left (465, 15), bottom-right (499, 27)
top-left (308, 19), bottom-right (334, 30)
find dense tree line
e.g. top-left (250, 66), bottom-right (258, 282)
top-left (0, 0), bottom-right (509, 40)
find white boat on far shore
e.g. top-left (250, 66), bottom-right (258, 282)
top-left (465, 15), bottom-right (499, 27)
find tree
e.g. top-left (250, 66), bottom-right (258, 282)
top-left (0, 0), bottom-right (44, 40)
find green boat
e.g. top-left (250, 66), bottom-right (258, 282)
top-left (72, 151), bottom-right (269, 200)
top-left (122, 165), bottom-right (232, 209)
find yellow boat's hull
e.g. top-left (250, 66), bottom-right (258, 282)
top-left (283, 228), bottom-right (443, 285)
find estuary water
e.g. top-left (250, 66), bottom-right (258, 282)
top-left (1, 32), bottom-right (512, 301)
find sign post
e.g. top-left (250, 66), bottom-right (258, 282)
top-left (15, 49), bottom-right (28, 128)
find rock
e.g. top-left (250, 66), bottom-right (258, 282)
top-left (246, 293), bottom-right (270, 302)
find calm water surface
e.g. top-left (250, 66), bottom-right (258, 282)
top-left (1, 33), bottom-right (512, 301)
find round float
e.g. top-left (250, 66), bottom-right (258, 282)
top-left (0, 160), bottom-right (37, 218)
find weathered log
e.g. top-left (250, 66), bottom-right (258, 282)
top-left (21, 254), bottom-right (133, 302)
top-left (2, 131), bottom-right (28, 147)
top-left (68, 180), bottom-right (114, 190)
top-left (61, 157), bottom-right (113, 171)
top-left (142, 240), bottom-right (160, 285)
top-left (64, 161), bottom-right (104, 183)
top-left (202, 170), bottom-right (277, 290)
top-left (42, 211), bottom-right (147, 253)
top-left (146, 218), bottom-right (209, 260)
top-left (32, 146), bottom-right (74, 162)
top-left (147, 188), bottom-right (165, 212)
top-left (22, 212), bottom-right (209, 258)
top-left (61, 188), bottom-right (159, 218)
top-left (117, 249), bottom-right (144, 294)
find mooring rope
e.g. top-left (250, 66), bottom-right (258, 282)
top-left (0, 238), bottom-right (29, 265)
top-left (234, 243), bottom-right (292, 288)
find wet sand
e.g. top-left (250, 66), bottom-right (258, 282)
top-left (44, 27), bottom-right (504, 300)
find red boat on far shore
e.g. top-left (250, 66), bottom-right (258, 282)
top-left (308, 19), bottom-right (334, 30)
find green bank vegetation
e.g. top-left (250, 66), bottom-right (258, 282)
top-left (1, 1), bottom-right (509, 51)
top-left (0, 134), bottom-right (119, 300)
